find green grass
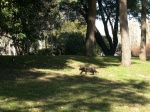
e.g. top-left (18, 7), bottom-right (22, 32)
top-left (0, 55), bottom-right (150, 112)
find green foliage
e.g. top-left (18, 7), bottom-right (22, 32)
top-left (60, 20), bottom-right (86, 35)
top-left (0, 0), bottom-right (61, 55)
top-left (37, 49), bottom-right (53, 55)
top-left (36, 44), bottom-right (64, 56)
top-left (59, 32), bottom-right (86, 55)
top-left (18, 33), bottom-right (26, 39)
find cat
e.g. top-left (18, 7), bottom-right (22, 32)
top-left (79, 66), bottom-right (98, 75)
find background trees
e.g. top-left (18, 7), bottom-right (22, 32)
top-left (0, 0), bottom-right (61, 55)
top-left (95, 0), bottom-right (119, 56)
top-left (0, 0), bottom-right (150, 63)
top-left (0, 0), bottom-right (44, 55)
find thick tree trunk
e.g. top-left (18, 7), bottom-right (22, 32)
top-left (119, 0), bottom-right (131, 67)
top-left (139, 0), bottom-right (146, 61)
top-left (85, 0), bottom-right (96, 57)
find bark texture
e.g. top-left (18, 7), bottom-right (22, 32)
top-left (85, 0), bottom-right (96, 57)
top-left (119, 0), bottom-right (131, 67)
top-left (139, 0), bottom-right (146, 61)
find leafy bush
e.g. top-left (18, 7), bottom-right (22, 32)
top-left (59, 32), bottom-right (86, 55)
top-left (36, 44), bottom-right (64, 56)
top-left (37, 49), bottom-right (51, 55)
top-left (146, 43), bottom-right (150, 56)
top-left (131, 45), bottom-right (140, 56)
top-left (131, 43), bottom-right (150, 56)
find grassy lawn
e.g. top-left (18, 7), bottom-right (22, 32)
top-left (0, 55), bottom-right (150, 112)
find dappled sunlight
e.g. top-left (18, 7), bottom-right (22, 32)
top-left (0, 56), bottom-right (150, 111)
top-left (0, 72), bottom-right (150, 111)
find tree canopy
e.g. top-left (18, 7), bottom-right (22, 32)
top-left (0, 0), bottom-right (150, 57)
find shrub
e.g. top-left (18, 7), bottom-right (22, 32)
top-left (131, 45), bottom-right (140, 56)
top-left (37, 49), bottom-right (51, 55)
top-left (36, 44), bottom-right (64, 56)
top-left (146, 43), bottom-right (150, 56)
top-left (131, 43), bottom-right (150, 56)
top-left (59, 32), bottom-right (86, 55)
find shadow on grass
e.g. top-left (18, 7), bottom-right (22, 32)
top-left (0, 55), bottom-right (121, 70)
top-left (0, 70), bottom-right (149, 112)
top-left (0, 56), bottom-right (72, 70)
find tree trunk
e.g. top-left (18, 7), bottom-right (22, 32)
top-left (119, 0), bottom-right (131, 67)
top-left (85, 0), bottom-right (96, 57)
top-left (95, 0), bottom-right (119, 56)
top-left (12, 36), bottom-right (19, 55)
top-left (139, 0), bottom-right (146, 61)
top-left (113, 0), bottom-right (119, 54)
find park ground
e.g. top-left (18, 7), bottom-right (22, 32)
top-left (0, 55), bottom-right (150, 112)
